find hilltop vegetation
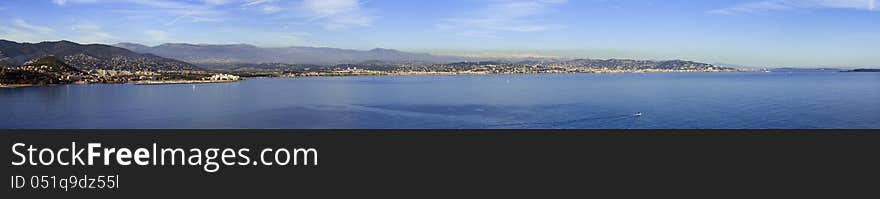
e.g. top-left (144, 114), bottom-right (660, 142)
top-left (1, 56), bottom-right (84, 85)
top-left (0, 40), bottom-right (199, 71)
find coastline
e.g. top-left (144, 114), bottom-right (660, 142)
top-left (0, 71), bottom-right (763, 88)
top-left (132, 79), bottom-right (241, 85)
top-left (0, 70), bottom-right (788, 88)
top-left (0, 84), bottom-right (37, 88)
top-left (277, 69), bottom-right (752, 78)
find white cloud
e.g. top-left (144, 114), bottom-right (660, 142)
top-left (52, 0), bottom-right (226, 25)
top-left (12, 19), bottom-right (54, 34)
top-left (243, 0), bottom-right (279, 6)
top-left (241, 0), bottom-right (282, 14)
top-left (304, 0), bottom-right (360, 17)
top-left (301, 0), bottom-right (376, 30)
top-left (711, 0), bottom-right (878, 14)
top-left (0, 19), bottom-right (55, 43)
top-left (50, 0), bottom-right (377, 31)
top-left (69, 22), bottom-right (101, 31)
top-left (0, 19), bottom-right (117, 44)
top-left (52, 0), bottom-right (99, 6)
top-left (69, 21), bottom-right (114, 44)
top-left (145, 29), bottom-right (171, 43)
top-left (261, 5), bottom-right (282, 13)
top-left (203, 0), bottom-right (230, 6)
top-left (437, 0), bottom-right (567, 38)
top-left (274, 32), bottom-right (310, 44)
top-left (78, 32), bottom-right (113, 43)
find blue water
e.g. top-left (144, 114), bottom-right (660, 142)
top-left (1, 72), bottom-right (878, 129)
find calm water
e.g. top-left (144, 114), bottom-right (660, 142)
top-left (1, 72), bottom-right (878, 129)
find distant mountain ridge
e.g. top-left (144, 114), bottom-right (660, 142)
top-left (0, 40), bottom-right (199, 71)
top-left (114, 42), bottom-right (473, 67)
top-left (548, 59), bottom-right (720, 70)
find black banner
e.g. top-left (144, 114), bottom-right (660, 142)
top-left (3, 130), bottom-right (880, 198)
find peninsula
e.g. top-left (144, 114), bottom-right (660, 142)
top-left (0, 40), bottom-right (241, 88)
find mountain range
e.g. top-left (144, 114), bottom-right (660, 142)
top-left (0, 40), bottom-right (198, 71)
top-left (552, 59), bottom-right (718, 70)
top-left (2, 40), bottom-right (732, 74)
top-left (114, 43), bottom-right (473, 67)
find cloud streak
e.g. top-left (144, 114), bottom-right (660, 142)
top-left (239, 0), bottom-right (376, 30)
top-left (52, 0), bottom-right (227, 25)
top-left (301, 0), bottom-right (376, 30)
top-left (711, 0), bottom-right (878, 14)
top-left (0, 18), bottom-right (119, 44)
top-left (145, 29), bottom-right (170, 43)
top-left (261, 5), bottom-right (282, 14)
top-left (243, 0), bottom-right (279, 6)
top-left (12, 19), bottom-right (54, 34)
top-left (437, 0), bottom-right (567, 38)
top-left (68, 21), bottom-right (114, 44)
top-left (0, 19), bottom-right (56, 43)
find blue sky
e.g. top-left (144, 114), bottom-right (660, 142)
top-left (0, 0), bottom-right (878, 67)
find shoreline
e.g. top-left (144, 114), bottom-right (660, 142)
top-left (277, 70), bottom-right (753, 78)
top-left (2, 70), bottom-right (828, 89)
top-left (1, 80), bottom-right (241, 89)
top-left (0, 84), bottom-right (37, 88)
top-left (132, 79), bottom-right (241, 85)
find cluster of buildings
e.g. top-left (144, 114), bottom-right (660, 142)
top-left (203, 74), bottom-right (241, 81)
top-left (272, 61), bottom-right (741, 77)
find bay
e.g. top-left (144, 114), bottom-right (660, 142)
top-left (1, 72), bottom-right (877, 129)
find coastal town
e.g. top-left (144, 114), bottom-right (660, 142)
top-left (0, 55), bottom-right (243, 88)
top-left (245, 60), bottom-right (743, 78)
top-left (0, 40), bottom-right (751, 88)
top-left (1, 54), bottom-right (745, 88)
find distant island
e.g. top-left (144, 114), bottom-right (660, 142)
top-left (771, 67), bottom-right (844, 72)
top-left (2, 40), bottom-right (743, 88)
top-left (843, 69), bottom-right (880, 72)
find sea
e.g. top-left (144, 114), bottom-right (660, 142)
top-left (1, 72), bottom-right (878, 129)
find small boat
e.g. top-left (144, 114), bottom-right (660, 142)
top-left (634, 112), bottom-right (643, 117)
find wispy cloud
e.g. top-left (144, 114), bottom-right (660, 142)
top-left (711, 0), bottom-right (878, 14)
top-left (52, 0), bottom-right (103, 6)
top-left (68, 21), bottom-right (114, 44)
top-left (270, 31), bottom-right (310, 46)
top-left (52, 0), bottom-right (227, 25)
top-left (12, 19), bottom-right (54, 34)
top-left (300, 0), bottom-right (376, 30)
top-left (0, 19), bottom-right (117, 44)
top-left (145, 29), bottom-right (171, 43)
top-left (243, 0), bottom-right (279, 6)
top-left (241, 0), bottom-right (283, 14)
top-left (456, 30), bottom-right (502, 39)
top-left (437, 0), bottom-right (568, 38)
top-left (203, 0), bottom-right (231, 6)
top-left (240, 0), bottom-right (375, 29)
top-left (0, 19), bottom-right (55, 42)
top-left (261, 5), bottom-right (282, 14)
